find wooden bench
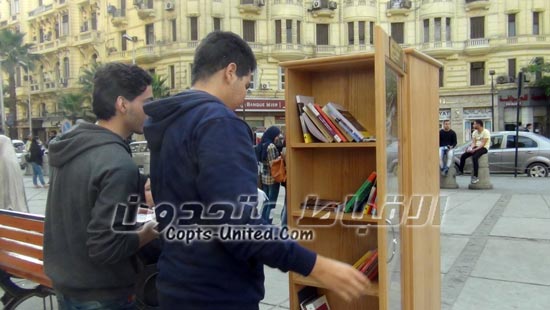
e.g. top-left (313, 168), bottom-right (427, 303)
top-left (0, 209), bottom-right (54, 309)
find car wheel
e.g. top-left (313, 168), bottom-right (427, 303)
top-left (527, 163), bottom-right (548, 177)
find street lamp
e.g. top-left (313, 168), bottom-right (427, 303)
top-left (18, 61), bottom-right (32, 136)
top-left (489, 69), bottom-right (495, 131)
top-left (122, 34), bottom-right (137, 65)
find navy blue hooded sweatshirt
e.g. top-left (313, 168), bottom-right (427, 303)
top-left (143, 90), bottom-right (317, 310)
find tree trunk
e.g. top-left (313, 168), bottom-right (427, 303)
top-left (7, 70), bottom-right (17, 139)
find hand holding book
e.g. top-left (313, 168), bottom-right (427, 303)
top-left (308, 255), bottom-right (371, 302)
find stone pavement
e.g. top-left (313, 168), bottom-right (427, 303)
top-left (5, 175), bottom-right (550, 309)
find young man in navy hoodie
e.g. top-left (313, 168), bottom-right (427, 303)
top-left (144, 31), bottom-right (370, 310)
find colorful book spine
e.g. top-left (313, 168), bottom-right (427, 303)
top-left (306, 103), bottom-right (342, 143)
top-left (323, 104), bottom-right (364, 142)
top-left (314, 104), bottom-right (347, 142)
top-left (344, 171), bottom-right (377, 213)
top-left (321, 105), bottom-right (354, 142)
top-left (325, 102), bottom-right (367, 141)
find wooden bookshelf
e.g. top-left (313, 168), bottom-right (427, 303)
top-left (281, 26), bottom-right (441, 310)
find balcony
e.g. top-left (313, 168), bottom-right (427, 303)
top-left (136, 3), bottom-right (155, 19)
top-left (309, 0), bottom-right (338, 18)
top-left (110, 9), bottom-right (127, 27)
top-left (465, 0), bottom-right (490, 11)
top-left (271, 44), bottom-right (306, 61)
top-left (314, 45), bottom-right (336, 56)
top-left (74, 31), bottom-right (100, 46)
top-left (346, 44), bottom-right (374, 53)
top-left (28, 4), bottom-right (54, 19)
top-left (419, 41), bottom-right (461, 57)
top-left (238, 0), bottom-right (265, 15)
top-left (135, 45), bottom-right (161, 64)
top-left (386, 0), bottom-right (413, 16)
top-left (247, 42), bottom-right (264, 56)
top-left (489, 35), bottom-right (550, 51)
top-left (0, 21), bottom-right (8, 27)
top-left (464, 38), bottom-right (490, 55)
top-left (272, 0), bottom-right (303, 18)
top-left (29, 40), bottom-right (57, 54)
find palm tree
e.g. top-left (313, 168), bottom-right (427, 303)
top-left (78, 62), bottom-right (101, 104)
top-left (58, 92), bottom-right (95, 123)
top-left (152, 74), bottom-right (170, 99)
top-left (0, 29), bottom-right (40, 138)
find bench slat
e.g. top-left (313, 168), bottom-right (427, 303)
top-left (0, 214), bottom-right (44, 233)
top-left (0, 251), bottom-right (52, 288)
top-left (0, 226), bottom-right (43, 246)
top-left (0, 238), bottom-right (43, 260)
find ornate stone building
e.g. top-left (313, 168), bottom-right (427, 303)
top-left (1, 0), bottom-right (549, 141)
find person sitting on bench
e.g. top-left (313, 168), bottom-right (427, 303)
top-left (439, 120), bottom-right (457, 176)
top-left (458, 119), bottom-right (491, 184)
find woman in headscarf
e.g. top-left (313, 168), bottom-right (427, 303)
top-left (258, 126), bottom-right (282, 223)
top-left (29, 136), bottom-right (47, 188)
top-left (0, 135), bottom-right (29, 212)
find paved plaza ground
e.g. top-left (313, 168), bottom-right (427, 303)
top-left (5, 174), bottom-right (550, 309)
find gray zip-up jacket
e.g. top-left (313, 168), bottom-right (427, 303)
top-left (44, 122), bottom-right (145, 300)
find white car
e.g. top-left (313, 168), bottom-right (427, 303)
top-left (11, 139), bottom-right (27, 169)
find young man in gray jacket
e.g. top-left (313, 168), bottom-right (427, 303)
top-left (44, 63), bottom-right (159, 310)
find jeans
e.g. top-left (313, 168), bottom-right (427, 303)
top-left (31, 162), bottom-right (46, 186)
top-left (56, 293), bottom-right (136, 310)
top-left (439, 147), bottom-right (454, 169)
top-left (459, 148), bottom-right (488, 177)
top-left (261, 183), bottom-right (280, 223)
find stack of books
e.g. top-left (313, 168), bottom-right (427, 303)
top-left (353, 248), bottom-right (379, 281)
top-left (344, 171), bottom-right (377, 215)
top-left (298, 286), bottom-right (331, 310)
top-left (296, 95), bottom-right (375, 143)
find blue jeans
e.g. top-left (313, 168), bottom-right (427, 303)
top-left (31, 162), bottom-right (46, 186)
top-left (261, 183), bottom-right (280, 223)
top-left (56, 293), bottom-right (136, 310)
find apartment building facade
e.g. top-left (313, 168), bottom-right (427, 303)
top-left (1, 0), bottom-right (549, 142)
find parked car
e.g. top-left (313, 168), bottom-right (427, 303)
top-left (453, 131), bottom-right (550, 177)
top-left (12, 139), bottom-right (27, 170)
top-left (130, 141), bottom-right (150, 175)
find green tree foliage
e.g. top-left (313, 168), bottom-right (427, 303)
top-left (0, 29), bottom-right (40, 137)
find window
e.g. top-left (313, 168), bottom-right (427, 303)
top-left (508, 14), bottom-right (516, 37)
top-left (508, 58), bottom-right (516, 80)
top-left (506, 136), bottom-right (537, 148)
top-left (12, 0), bottom-right (20, 15)
top-left (91, 12), bottom-right (97, 30)
top-left (348, 22), bottom-right (354, 45)
top-left (121, 30), bottom-right (127, 51)
top-left (249, 70), bottom-right (257, 89)
top-left (38, 0), bottom-right (43, 6)
top-left (39, 27), bottom-right (44, 43)
top-left (470, 16), bottom-right (485, 39)
top-left (145, 23), bottom-right (155, 45)
top-left (243, 20), bottom-right (255, 42)
top-left (439, 67), bottom-right (444, 88)
top-left (190, 17), bottom-right (198, 41)
top-left (169, 65), bottom-right (175, 89)
top-left (490, 135), bottom-right (503, 149)
top-left (423, 19), bottom-right (429, 43)
top-left (286, 20), bottom-right (292, 44)
top-left (61, 14), bottom-right (69, 36)
top-left (470, 62), bottom-right (485, 86)
top-left (358, 21), bottom-right (365, 44)
top-left (316, 24), bottom-right (329, 45)
top-left (55, 23), bottom-right (59, 39)
top-left (275, 20), bottom-right (282, 44)
top-left (279, 67), bottom-right (285, 90)
top-left (213, 17), bottom-right (221, 32)
top-left (434, 18), bottom-right (442, 42)
top-left (446, 18), bottom-right (451, 41)
top-left (171, 19), bottom-right (177, 42)
top-left (120, 0), bottom-right (126, 17)
top-left (63, 57), bottom-right (70, 79)
top-left (297, 21), bottom-right (301, 44)
top-left (391, 22), bottom-right (404, 44)
top-left (146, 0), bottom-right (153, 9)
top-left (369, 22), bottom-right (374, 44)
top-left (533, 12), bottom-right (540, 35)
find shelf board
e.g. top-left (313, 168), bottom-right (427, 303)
top-left (291, 210), bottom-right (379, 224)
top-left (291, 142), bottom-right (376, 149)
top-left (293, 274), bottom-right (379, 297)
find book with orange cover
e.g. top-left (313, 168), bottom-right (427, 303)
top-left (359, 250), bottom-right (378, 274)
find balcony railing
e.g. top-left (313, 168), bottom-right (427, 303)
top-left (466, 38), bottom-right (489, 47)
top-left (465, 0), bottom-right (487, 3)
top-left (187, 41), bottom-right (199, 48)
top-left (315, 45), bottom-right (335, 53)
top-left (387, 0), bottom-right (412, 9)
top-left (28, 4), bottom-right (54, 17)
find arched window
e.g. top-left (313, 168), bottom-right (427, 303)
top-left (63, 57), bottom-right (70, 79)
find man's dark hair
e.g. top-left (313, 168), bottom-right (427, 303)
top-left (474, 119), bottom-right (484, 127)
top-left (92, 63), bottom-right (152, 120)
top-left (443, 120), bottom-right (450, 124)
top-left (191, 31), bottom-right (257, 85)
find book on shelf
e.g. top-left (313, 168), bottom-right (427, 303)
top-left (320, 105), bottom-right (354, 142)
top-left (325, 102), bottom-right (375, 142)
top-left (344, 171), bottom-right (377, 213)
top-left (364, 181), bottom-right (377, 215)
top-left (355, 249), bottom-right (379, 281)
top-left (295, 95), bottom-right (314, 143)
top-left (303, 103), bottom-right (336, 142)
top-left (300, 197), bottom-right (344, 213)
top-left (298, 286), bottom-right (331, 310)
top-left (313, 104), bottom-right (348, 142)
